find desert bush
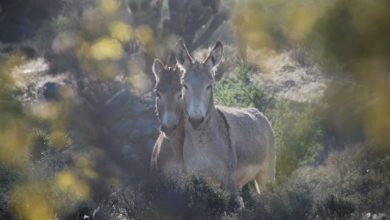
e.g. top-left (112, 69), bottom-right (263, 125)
top-left (304, 145), bottom-right (389, 219)
top-left (215, 61), bottom-right (272, 112)
top-left (314, 195), bottom-right (356, 219)
top-left (237, 145), bottom-right (390, 220)
top-left (238, 182), bottom-right (314, 220)
top-left (97, 176), bottom-right (233, 220)
top-left (267, 100), bottom-right (323, 180)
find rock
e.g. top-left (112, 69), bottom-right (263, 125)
top-left (112, 116), bottom-right (158, 142)
top-left (104, 90), bottom-right (154, 121)
top-left (42, 82), bottom-right (61, 101)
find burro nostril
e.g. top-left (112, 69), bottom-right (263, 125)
top-left (189, 116), bottom-right (204, 129)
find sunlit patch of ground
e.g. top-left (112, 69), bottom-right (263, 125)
top-left (249, 49), bottom-right (330, 103)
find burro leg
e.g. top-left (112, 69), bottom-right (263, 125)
top-left (224, 173), bottom-right (245, 210)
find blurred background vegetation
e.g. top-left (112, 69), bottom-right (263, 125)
top-left (0, 0), bottom-right (389, 219)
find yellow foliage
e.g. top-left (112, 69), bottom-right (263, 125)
top-left (135, 25), bottom-right (155, 53)
top-left (246, 31), bottom-right (274, 49)
top-left (49, 130), bottom-right (70, 150)
top-left (356, 57), bottom-right (390, 152)
top-left (283, 7), bottom-right (318, 41)
top-left (100, 0), bottom-right (120, 16)
top-left (233, 6), bottom-right (274, 49)
top-left (82, 167), bottom-right (99, 179)
top-left (365, 90), bottom-right (390, 152)
top-left (109, 21), bottom-right (134, 42)
top-left (11, 183), bottom-right (55, 220)
top-left (0, 54), bottom-right (26, 86)
top-left (232, 0), bottom-right (332, 49)
top-left (56, 171), bottom-right (90, 200)
top-left (76, 155), bottom-right (98, 179)
top-left (90, 37), bottom-right (123, 61)
top-left (0, 121), bottom-right (32, 166)
top-left (29, 102), bottom-right (61, 121)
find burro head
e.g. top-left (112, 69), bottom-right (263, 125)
top-left (152, 59), bottom-right (182, 137)
top-left (174, 41), bottom-right (223, 129)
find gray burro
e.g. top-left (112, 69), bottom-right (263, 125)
top-left (150, 59), bottom-right (186, 179)
top-left (175, 40), bottom-right (276, 209)
top-left (151, 40), bottom-right (276, 210)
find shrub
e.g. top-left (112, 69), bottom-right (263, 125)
top-left (238, 145), bottom-right (390, 220)
top-left (215, 62), bottom-right (272, 112)
top-left (314, 195), bottom-right (356, 219)
top-left (267, 100), bottom-right (323, 180)
top-left (97, 176), bottom-right (232, 220)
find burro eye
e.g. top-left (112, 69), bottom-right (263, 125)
top-left (182, 84), bottom-right (188, 90)
top-left (206, 84), bottom-right (212, 90)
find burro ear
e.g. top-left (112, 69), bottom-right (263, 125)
top-left (152, 59), bottom-right (165, 81)
top-left (174, 40), bottom-right (192, 69)
top-left (204, 41), bottom-right (223, 70)
top-left (167, 51), bottom-right (177, 67)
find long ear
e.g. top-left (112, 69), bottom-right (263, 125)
top-left (204, 41), bottom-right (223, 70)
top-left (167, 51), bottom-right (177, 67)
top-left (174, 40), bottom-right (193, 68)
top-left (152, 59), bottom-right (165, 81)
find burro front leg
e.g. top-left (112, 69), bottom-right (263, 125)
top-left (224, 173), bottom-right (244, 210)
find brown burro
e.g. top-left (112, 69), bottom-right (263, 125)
top-left (150, 59), bottom-right (185, 179)
top-left (174, 40), bottom-right (276, 209)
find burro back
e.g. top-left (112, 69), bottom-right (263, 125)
top-left (150, 59), bottom-right (185, 178)
top-left (175, 40), bottom-right (276, 209)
